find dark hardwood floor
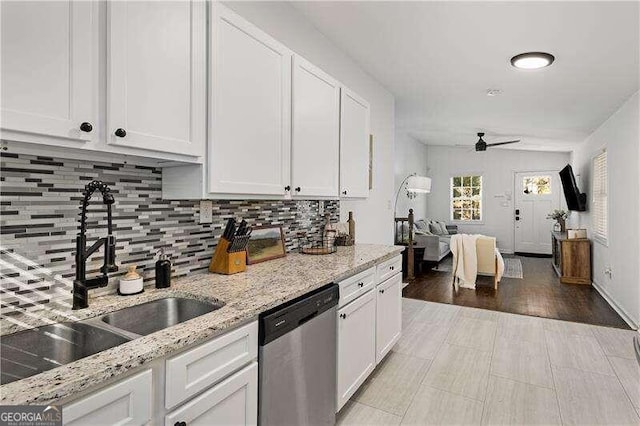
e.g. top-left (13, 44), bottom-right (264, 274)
top-left (403, 255), bottom-right (631, 329)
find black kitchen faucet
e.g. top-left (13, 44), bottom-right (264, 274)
top-left (72, 180), bottom-right (118, 310)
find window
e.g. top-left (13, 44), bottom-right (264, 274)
top-left (451, 175), bottom-right (482, 221)
top-left (592, 150), bottom-right (608, 243)
top-left (522, 176), bottom-right (552, 195)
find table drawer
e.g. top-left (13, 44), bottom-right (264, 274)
top-left (338, 266), bottom-right (376, 308)
top-left (376, 255), bottom-right (402, 284)
top-left (165, 321), bottom-right (258, 409)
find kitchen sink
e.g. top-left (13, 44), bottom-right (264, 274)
top-left (0, 322), bottom-right (130, 385)
top-left (100, 297), bottom-right (223, 336)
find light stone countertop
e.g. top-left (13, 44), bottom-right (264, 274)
top-left (0, 244), bottom-right (403, 406)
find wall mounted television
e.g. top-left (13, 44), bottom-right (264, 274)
top-left (559, 164), bottom-right (587, 211)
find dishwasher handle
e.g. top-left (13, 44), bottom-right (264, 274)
top-left (298, 310), bottom-right (318, 326)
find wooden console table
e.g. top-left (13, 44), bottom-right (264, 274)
top-left (551, 232), bottom-right (591, 284)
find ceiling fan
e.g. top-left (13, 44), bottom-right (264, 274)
top-left (473, 132), bottom-right (520, 151)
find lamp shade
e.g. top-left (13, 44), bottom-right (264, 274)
top-left (407, 176), bottom-right (431, 193)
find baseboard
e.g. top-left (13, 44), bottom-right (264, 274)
top-left (592, 281), bottom-right (639, 330)
top-left (514, 252), bottom-right (552, 258)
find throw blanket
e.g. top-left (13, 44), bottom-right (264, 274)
top-left (450, 234), bottom-right (479, 289)
top-left (451, 234), bottom-right (505, 289)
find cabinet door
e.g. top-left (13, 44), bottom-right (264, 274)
top-left (375, 273), bottom-right (402, 364)
top-left (291, 56), bottom-right (340, 198)
top-left (165, 362), bottom-right (258, 426)
top-left (339, 88), bottom-right (370, 199)
top-left (165, 321), bottom-right (258, 409)
top-left (108, 0), bottom-right (206, 157)
top-left (209, 3), bottom-right (291, 196)
top-left (0, 1), bottom-right (96, 142)
top-left (63, 370), bottom-right (152, 426)
top-left (337, 290), bottom-right (376, 411)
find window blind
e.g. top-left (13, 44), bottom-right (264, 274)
top-left (592, 150), bottom-right (608, 242)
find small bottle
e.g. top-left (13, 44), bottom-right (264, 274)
top-left (348, 211), bottom-right (356, 243)
top-left (155, 249), bottom-right (171, 289)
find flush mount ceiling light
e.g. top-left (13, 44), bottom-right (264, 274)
top-left (510, 52), bottom-right (555, 70)
top-left (486, 89), bottom-right (502, 97)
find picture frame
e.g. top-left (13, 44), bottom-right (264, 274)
top-left (246, 225), bottom-right (286, 264)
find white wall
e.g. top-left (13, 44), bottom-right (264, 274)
top-left (570, 92), bottom-right (639, 327)
top-left (424, 146), bottom-right (571, 253)
top-left (394, 132), bottom-right (429, 220)
top-left (224, 2), bottom-right (396, 245)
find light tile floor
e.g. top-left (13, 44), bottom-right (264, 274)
top-left (337, 298), bottom-right (640, 426)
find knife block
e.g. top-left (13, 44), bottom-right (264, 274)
top-left (209, 238), bottom-right (246, 275)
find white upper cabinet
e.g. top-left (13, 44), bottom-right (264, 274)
top-left (108, 0), bottom-right (206, 157)
top-left (291, 56), bottom-right (340, 198)
top-left (340, 88), bottom-right (371, 199)
top-left (1, 1), bottom-right (96, 142)
top-left (209, 3), bottom-right (292, 196)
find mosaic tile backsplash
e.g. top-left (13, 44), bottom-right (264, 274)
top-left (0, 152), bottom-right (339, 314)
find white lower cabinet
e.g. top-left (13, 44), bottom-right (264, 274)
top-left (62, 321), bottom-right (258, 426)
top-left (375, 273), bottom-right (402, 364)
top-left (336, 256), bottom-right (403, 413)
top-left (165, 362), bottom-right (258, 426)
top-left (63, 370), bottom-right (152, 426)
top-left (165, 321), bottom-right (258, 409)
top-left (336, 289), bottom-right (376, 411)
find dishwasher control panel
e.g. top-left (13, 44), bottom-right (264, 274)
top-left (259, 283), bottom-right (339, 345)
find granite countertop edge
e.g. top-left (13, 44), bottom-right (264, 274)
top-left (0, 244), bottom-right (404, 406)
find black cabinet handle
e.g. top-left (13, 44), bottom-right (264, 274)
top-left (340, 313), bottom-right (346, 319)
top-left (284, 185), bottom-right (291, 191)
top-left (342, 190), bottom-right (347, 195)
top-left (380, 289), bottom-right (385, 294)
top-left (295, 187), bottom-right (301, 192)
top-left (80, 122), bottom-right (93, 133)
top-left (114, 128), bottom-right (127, 138)
top-left (390, 266), bottom-right (395, 271)
top-left (358, 282), bottom-right (364, 287)
top-left (174, 422), bottom-right (186, 426)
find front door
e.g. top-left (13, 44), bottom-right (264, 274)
top-left (514, 171), bottom-right (561, 254)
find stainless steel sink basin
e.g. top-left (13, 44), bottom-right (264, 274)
top-left (0, 323), bottom-right (130, 385)
top-left (100, 297), bottom-right (223, 336)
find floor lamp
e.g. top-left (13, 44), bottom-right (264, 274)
top-left (393, 173), bottom-right (432, 219)
top-left (394, 173), bottom-right (431, 281)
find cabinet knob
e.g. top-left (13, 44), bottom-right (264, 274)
top-left (174, 422), bottom-right (186, 426)
top-left (358, 282), bottom-right (364, 287)
top-left (340, 313), bottom-right (346, 319)
top-left (80, 122), bottom-right (93, 133)
top-left (285, 185), bottom-right (291, 191)
top-left (295, 187), bottom-right (301, 192)
top-left (380, 289), bottom-right (385, 294)
top-left (114, 128), bottom-right (127, 138)
top-left (342, 190), bottom-right (347, 195)
top-left (390, 266), bottom-right (395, 271)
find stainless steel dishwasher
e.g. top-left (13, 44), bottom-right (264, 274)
top-left (259, 283), bottom-right (339, 426)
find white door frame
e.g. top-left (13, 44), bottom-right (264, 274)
top-left (513, 170), bottom-right (562, 255)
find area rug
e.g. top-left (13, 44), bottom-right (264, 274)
top-left (433, 257), bottom-right (523, 279)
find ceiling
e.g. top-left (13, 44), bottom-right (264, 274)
top-left (291, 1), bottom-right (639, 151)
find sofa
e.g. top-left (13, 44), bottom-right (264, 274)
top-left (396, 218), bottom-right (457, 263)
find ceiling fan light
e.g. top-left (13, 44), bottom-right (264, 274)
top-left (510, 52), bottom-right (555, 70)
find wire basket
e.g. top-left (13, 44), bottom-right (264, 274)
top-left (298, 231), bottom-right (337, 255)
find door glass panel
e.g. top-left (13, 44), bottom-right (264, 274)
top-left (523, 176), bottom-right (551, 195)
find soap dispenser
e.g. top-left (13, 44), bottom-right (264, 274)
top-left (155, 249), bottom-right (172, 289)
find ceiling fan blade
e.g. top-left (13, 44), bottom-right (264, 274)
top-left (486, 140), bottom-right (521, 147)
